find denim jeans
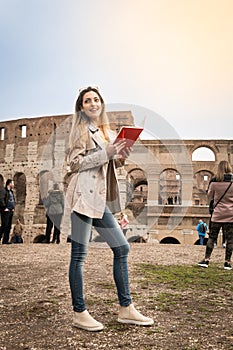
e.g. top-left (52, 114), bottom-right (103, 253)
top-left (69, 206), bottom-right (132, 312)
top-left (199, 235), bottom-right (205, 245)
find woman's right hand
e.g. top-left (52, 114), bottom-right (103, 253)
top-left (106, 139), bottom-right (127, 159)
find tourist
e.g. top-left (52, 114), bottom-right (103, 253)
top-left (119, 211), bottom-right (129, 236)
top-left (196, 219), bottom-right (208, 245)
top-left (66, 86), bottom-right (154, 331)
top-left (198, 160), bottom-right (233, 270)
top-left (0, 179), bottom-right (15, 244)
top-left (43, 183), bottom-right (64, 244)
top-left (12, 218), bottom-right (24, 243)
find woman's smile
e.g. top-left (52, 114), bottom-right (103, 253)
top-left (81, 91), bottom-right (102, 123)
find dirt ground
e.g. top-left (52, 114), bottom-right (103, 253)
top-left (0, 240), bottom-right (232, 350)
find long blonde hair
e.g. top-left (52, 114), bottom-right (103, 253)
top-left (216, 160), bottom-right (232, 181)
top-left (69, 87), bottom-right (110, 150)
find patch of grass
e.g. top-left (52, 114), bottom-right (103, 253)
top-left (106, 321), bottom-right (130, 331)
top-left (137, 263), bottom-right (233, 292)
top-left (96, 282), bottom-right (115, 290)
top-left (146, 328), bottom-right (162, 334)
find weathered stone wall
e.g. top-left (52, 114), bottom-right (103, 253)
top-left (0, 113), bottom-right (232, 246)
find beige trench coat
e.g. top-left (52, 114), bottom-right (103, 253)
top-left (65, 124), bottom-right (122, 219)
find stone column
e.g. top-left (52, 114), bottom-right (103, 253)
top-left (180, 164), bottom-right (193, 206)
top-left (24, 142), bottom-right (40, 228)
top-left (117, 167), bottom-right (128, 209)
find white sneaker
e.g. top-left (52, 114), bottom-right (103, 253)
top-left (117, 304), bottom-right (154, 326)
top-left (73, 310), bottom-right (104, 331)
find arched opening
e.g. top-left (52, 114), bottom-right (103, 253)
top-left (13, 172), bottom-right (26, 223)
top-left (127, 168), bottom-right (147, 202)
top-left (192, 147), bottom-right (215, 161)
top-left (126, 168), bottom-right (148, 219)
top-left (159, 169), bottom-right (182, 205)
top-left (193, 170), bottom-right (213, 206)
top-left (160, 237), bottom-right (180, 244)
top-left (33, 171), bottom-right (53, 224)
top-left (133, 180), bottom-right (148, 204)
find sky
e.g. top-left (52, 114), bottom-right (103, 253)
top-left (0, 0), bottom-right (233, 139)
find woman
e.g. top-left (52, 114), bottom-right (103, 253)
top-left (119, 211), bottom-right (129, 236)
top-left (198, 160), bottom-right (233, 270)
top-left (66, 86), bottom-right (154, 331)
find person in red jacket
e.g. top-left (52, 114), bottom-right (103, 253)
top-left (198, 160), bottom-right (233, 270)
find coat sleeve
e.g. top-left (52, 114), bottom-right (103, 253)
top-left (68, 142), bottom-right (108, 173)
top-left (43, 196), bottom-right (50, 209)
top-left (207, 183), bottom-right (214, 203)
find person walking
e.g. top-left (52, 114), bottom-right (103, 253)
top-left (0, 179), bottom-right (15, 244)
top-left (198, 160), bottom-right (233, 270)
top-left (43, 183), bottom-right (64, 244)
top-left (119, 211), bottom-right (129, 236)
top-left (196, 219), bottom-right (208, 245)
top-left (66, 86), bottom-right (154, 331)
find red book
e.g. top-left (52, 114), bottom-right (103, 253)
top-left (114, 126), bottom-right (143, 153)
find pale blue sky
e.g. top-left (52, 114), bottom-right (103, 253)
top-left (0, 0), bottom-right (233, 139)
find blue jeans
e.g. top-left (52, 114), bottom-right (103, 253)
top-left (69, 206), bottom-right (132, 312)
top-left (199, 235), bottom-right (205, 245)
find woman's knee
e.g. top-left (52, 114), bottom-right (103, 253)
top-left (112, 243), bottom-right (130, 258)
top-left (71, 241), bottom-right (88, 261)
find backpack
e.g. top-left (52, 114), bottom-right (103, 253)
top-left (200, 223), bottom-right (206, 234)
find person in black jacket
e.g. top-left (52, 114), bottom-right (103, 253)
top-left (0, 179), bottom-right (15, 244)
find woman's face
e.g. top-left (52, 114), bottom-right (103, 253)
top-left (81, 90), bottom-right (103, 124)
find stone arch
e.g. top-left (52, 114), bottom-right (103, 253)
top-left (127, 168), bottom-right (147, 203)
top-left (192, 145), bottom-right (216, 161)
top-left (160, 237), bottom-right (180, 244)
top-left (13, 172), bottom-right (26, 223)
top-left (193, 170), bottom-right (213, 206)
top-left (159, 169), bottom-right (182, 205)
top-left (126, 168), bottom-right (148, 219)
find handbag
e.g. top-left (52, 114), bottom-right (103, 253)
top-left (209, 182), bottom-right (232, 215)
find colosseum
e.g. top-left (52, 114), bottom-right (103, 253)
top-left (0, 111), bottom-right (232, 246)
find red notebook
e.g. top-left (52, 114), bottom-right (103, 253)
top-left (114, 126), bottom-right (143, 153)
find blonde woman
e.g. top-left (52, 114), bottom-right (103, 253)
top-left (198, 160), bottom-right (233, 270)
top-left (66, 86), bottom-right (154, 331)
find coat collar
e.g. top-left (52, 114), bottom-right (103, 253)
top-left (88, 123), bottom-right (99, 134)
top-left (88, 123), bottom-right (106, 149)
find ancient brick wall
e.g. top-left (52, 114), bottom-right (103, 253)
top-left (0, 113), bottom-right (232, 245)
